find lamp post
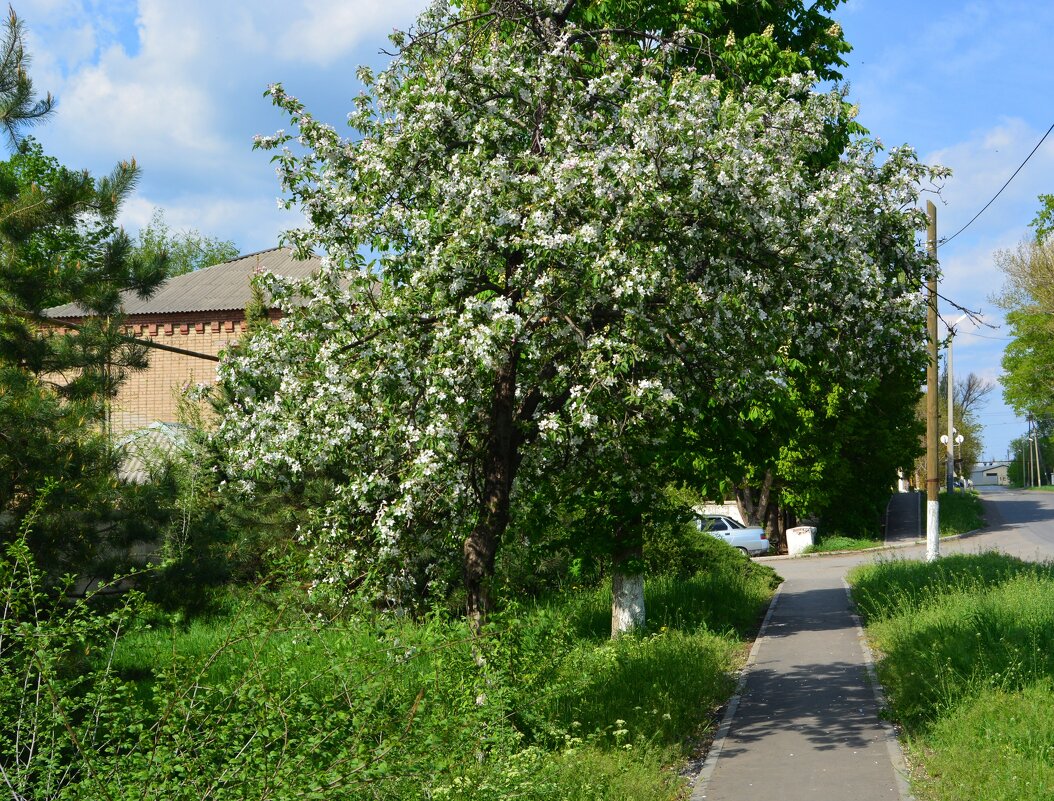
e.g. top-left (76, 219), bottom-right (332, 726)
top-left (941, 430), bottom-right (965, 491)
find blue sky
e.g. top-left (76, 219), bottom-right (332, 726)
top-left (16, 0), bottom-right (1053, 461)
top-left (837, 0), bottom-right (1054, 461)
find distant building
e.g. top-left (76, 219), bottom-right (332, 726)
top-left (44, 247), bottom-right (322, 435)
top-left (971, 460), bottom-right (1010, 487)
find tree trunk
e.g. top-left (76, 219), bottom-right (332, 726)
top-left (734, 485), bottom-right (755, 527)
top-left (463, 356), bottom-right (518, 634)
top-left (766, 498), bottom-right (788, 555)
top-left (611, 570), bottom-right (645, 636)
top-left (736, 469), bottom-right (774, 527)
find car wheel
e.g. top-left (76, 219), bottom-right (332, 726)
top-left (736, 547), bottom-right (750, 557)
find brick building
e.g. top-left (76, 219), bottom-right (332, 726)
top-left (45, 247), bottom-right (322, 435)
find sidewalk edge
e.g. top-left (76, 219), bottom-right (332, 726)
top-left (689, 581), bottom-right (784, 800)
top-left (755, 525), bottom-right (988, 562)
top-left (842, 578), bottom-right (916, 801)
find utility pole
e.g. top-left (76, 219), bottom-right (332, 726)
top-left (1027, 415), bottom-right (1036, 488)
top-left (1035, 430), bottom-right (1042, 488)
top-left (926, 201), bottom-right (940, 561)
top-left (1021, 439), bottom-right (1027, 488)
top-left (946, 345), bottom-right (954, 493)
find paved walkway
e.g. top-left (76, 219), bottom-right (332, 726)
top-left (691, 493), bottom-right (940, 801)
top-left (691, 490), bottom-right (1054, 800)
top-left (691, 559), bottom-right (908, 800)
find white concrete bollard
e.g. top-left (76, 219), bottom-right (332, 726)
top-left (785, 526), bottom-right (816, 556)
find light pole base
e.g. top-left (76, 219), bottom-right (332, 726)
top-left (926, 500), bottom-right (940, 562)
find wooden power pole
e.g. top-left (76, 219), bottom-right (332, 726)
top-left (926, 201), bottom-right (940, 561)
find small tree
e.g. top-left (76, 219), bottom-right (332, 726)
top-left (994, 214), bottom-right (1054, 422)
top-left (134, 208), bottom-right (238, 277)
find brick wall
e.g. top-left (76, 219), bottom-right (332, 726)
top-left (49, 308), bottom-right (281, 435)
top-left (103, 311), bottom-right (246, 434)
top-left (99, 310), bottom-right (255, 434)
top-left (44, 308), bottom-right (286, 436)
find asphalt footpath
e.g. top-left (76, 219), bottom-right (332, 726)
top-left (884, 491), bottom-right (921, 547)
top-left (690, 498), bottom-right (921, 801)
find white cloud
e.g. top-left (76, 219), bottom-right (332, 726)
top-left (280, 0), bottom-right (425, 66)
top-left (20, 0), bottom-right (432, 252)
top-left (58, 52), bottom-right (225, 158)
top-left (119, 190), bottom-right (309, 254)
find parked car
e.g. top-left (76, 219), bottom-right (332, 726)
top-left (696, 514), bottom-right (769, 556)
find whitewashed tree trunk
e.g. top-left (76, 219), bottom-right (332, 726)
top-left (611, 572), bottom-right (645, 637)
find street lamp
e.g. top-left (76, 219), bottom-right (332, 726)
top-left (941, 431), bottom-right (965, 491)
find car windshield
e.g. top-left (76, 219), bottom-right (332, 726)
top-left (725, 518), bottom-right (745, 529)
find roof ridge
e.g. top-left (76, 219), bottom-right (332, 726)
top-left (228, 245), bottom-right (319, 265)
top-left (228, 245), bottom-right (289, 263)
top-left (183, 245), bottom-right (288, 276)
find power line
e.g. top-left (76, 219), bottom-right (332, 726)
top-left (961, 331), bottom-right (1011, 341)
top-left (940, 121), bottom-right (1054, 247)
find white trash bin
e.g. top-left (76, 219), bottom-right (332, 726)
top-left (785, 526), bottom-right (816, 556)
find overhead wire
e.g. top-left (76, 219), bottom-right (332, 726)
top-left (961, 331), bottom-right (1011, 341)
top-left (940, 121), bottom-right (1054, 247)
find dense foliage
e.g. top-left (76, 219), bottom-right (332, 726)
top-left (1, 508), bottom-right (778, 800)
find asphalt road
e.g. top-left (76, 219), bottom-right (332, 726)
top-left (692, 489), bottom-right (1054, 801)
top-left (969, 486), bottom-right (1054, 561)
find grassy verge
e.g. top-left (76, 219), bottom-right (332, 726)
top-left (802, 534), bottom-right (883, 554)
top-left (847, 552), bottom-right (1054, 800)
top-left (937, 490), bottom-right (985, 536)
top-left (7, 541), bottom-right (780, 801)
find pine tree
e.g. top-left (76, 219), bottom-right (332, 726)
top-left (0, 10), bottom-right (168, 574)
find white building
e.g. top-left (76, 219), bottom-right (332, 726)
top-left (971, 460), bottom-right (1010, 487)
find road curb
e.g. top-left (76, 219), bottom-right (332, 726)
top-left (689, 581), bottom-right (784, 800)
top-left (753, 526), bottom-right (988, 562)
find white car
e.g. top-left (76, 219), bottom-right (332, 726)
top-left (697, 515), bottom-right (769, 556)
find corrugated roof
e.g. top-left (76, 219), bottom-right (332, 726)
top-left (116, 422), bottom-right (191, 484)
top-left (44, 247), bottom-right (323, 318)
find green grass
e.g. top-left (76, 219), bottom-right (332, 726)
top-left (937, 490), bottom-right (985, 536)
top-left (848, 552), bottom-right (1054, 801)
top-left (914, 490), bottom-right (986, 537)
top-left (78, 547), bottom-right (779, 800)
top-left (917, 682), bottom-right (1054, 801)
top-left (802, 535), bottom-right (883, 554)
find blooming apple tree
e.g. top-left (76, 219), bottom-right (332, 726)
top-left (213, 3), bottom-right (941, 625)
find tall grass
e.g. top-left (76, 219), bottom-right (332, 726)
top-left (918, 682), bottom-right (1054, 801)
top-left (46, 552), bottom-right (779, 800)
top-left (937, 490), bottom-right (985, 536)
top-left (848, 552), bottom-right (1054, 801)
